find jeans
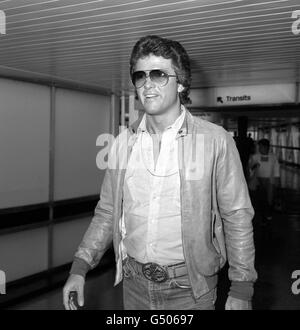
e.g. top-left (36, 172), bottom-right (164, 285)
top-left (122, 256), bottom-right (217, 310)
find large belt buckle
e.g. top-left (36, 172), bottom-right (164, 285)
top-left (142, 262), bottom-right (169, 283)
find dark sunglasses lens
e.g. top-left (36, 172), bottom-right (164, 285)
top-left (132, 71), bottom-right (146, 88)
top-left (132, 70), bottom-right (169, 88)
top-left (150, 70), bottom-right (168, 86)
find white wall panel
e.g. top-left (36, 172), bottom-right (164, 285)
top-left (54, 89), bottom-right (110, 200)
top-left (0, 228), bottom-right (48, 282)
top-left (0, 78), bottom-right (50, 208)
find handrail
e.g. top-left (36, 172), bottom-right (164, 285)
top-left (270, 144), bottom-right (300, 151)
top-left (0, 195), bottom-right (98, 233)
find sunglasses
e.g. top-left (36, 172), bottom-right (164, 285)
top-left (131, 69), bottom-right (177, 89)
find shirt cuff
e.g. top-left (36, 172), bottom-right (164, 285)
top-left (229, 281), bottom-right (254, 301)
top-left (69, 257), bottom-right (91, 278)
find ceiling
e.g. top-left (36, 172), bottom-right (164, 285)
top-left (0, 0), bottom-right (300, 96)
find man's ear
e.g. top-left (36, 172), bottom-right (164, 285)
top-left (177, 84), bottom-right (184, 93)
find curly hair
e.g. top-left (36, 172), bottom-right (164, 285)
top-left (130, 35), bottom-right (191, 105)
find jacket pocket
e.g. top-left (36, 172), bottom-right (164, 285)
top-left (211, 210), bottom-right (227, 267)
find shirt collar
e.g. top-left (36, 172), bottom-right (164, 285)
top-left (137, 105), bottom-right (186, 135)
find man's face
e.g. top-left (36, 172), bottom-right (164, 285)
top-left (134, 55), bottom-right (183, 115)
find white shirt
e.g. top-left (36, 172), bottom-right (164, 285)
top-left (122, 108), bottom-right (186, 265)
top-left (249, 152), bottom-right (280, 179)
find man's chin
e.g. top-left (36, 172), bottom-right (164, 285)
top-left (143, 102), bottom-right (167, 115)
top-left (143, 107), bottom-right (162, 116)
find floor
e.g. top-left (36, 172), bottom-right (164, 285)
top-left (6, 166), bottom-right (300, 310)
top-left (252, 213), bottom-right (300, 310)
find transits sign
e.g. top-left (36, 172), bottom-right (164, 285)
top-left (214, 84), bottom-right (295, 107)
top-left (216, 95), bottom-right (251, 104)
top-left (189, 84), bottom-right (296, 108)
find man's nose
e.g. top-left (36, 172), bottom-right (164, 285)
top-left (144, 74), bottom-right (155, 89)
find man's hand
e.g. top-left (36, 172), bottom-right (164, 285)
top-left (63, 274), bottom-right (85, 310)
top-left (225, 296), bottom-right (252, 310)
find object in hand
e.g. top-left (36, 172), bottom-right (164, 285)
top-left (69, 291), bottom-right (81, 309)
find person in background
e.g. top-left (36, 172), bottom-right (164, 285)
top-left (248, 138), bottom-right (280, 225)
top-left (63, 35), bottom-right (257, 310)
top-left (234, 129), bottom-right (255, 180)
top-left (247, 133), bottom-right (256, 155)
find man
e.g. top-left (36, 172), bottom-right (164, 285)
top-left (248, 138), bottom-right (280, 225)
top-left (63, 35), bottom-right (257, 310)
top-left (234, 120), bottom-right (256, 181)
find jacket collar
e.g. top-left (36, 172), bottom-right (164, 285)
top-left (129, 114), bottom-right (144, 135)
top-left (129, 105), bottom-right (194, 138)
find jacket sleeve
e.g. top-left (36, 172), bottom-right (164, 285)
top-left (216, 132), bottom-right (258, 297)
top-left (70, 168), bottom-right (114, 277)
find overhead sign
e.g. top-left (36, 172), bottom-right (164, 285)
top-left (214, 84), bottom-right (296, 106)
top-left (190, 83), bottom-right (296, 107)
top-left (216, 95), bottom-right (251, 104)
top-left (189, 88), bottom-right (215, 107)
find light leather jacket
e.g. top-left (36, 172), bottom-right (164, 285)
top-left (72, 110), bottom-right (257, 299)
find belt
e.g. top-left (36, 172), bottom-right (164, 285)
top-left (126, 255), bottom-right (187, 283)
